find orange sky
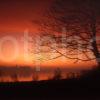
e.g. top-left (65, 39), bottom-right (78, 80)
top-left (0, 0), bottom-right (97, 69)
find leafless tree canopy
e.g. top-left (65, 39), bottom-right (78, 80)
top-left (32, 0), bottom-right (100, 66)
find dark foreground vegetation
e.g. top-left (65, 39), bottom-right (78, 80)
top-left (0, 70), bottom-right (100, 100)
top-left (0, 67), bottom-right (100, 100)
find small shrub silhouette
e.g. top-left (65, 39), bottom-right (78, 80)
top-left (32, 72), bottom-right (39, 81)
top-left (52, 68), bottom-right (62, 80)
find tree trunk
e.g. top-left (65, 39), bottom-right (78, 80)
top-left (91, 15), bottom-right (100, 67)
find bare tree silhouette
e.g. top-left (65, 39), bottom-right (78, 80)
top-left (0, 69), bottom-right (3, 82)
top-left (66, 72), bottom-right (75, 79)
top-left (32, 72), bottom-right (39, 81)
top-left (32, 0), bottom-right (100, 66)
top-left (11, 73), bottom-right (18, 82)
top-left (52, 68), bottom-right (62, 80)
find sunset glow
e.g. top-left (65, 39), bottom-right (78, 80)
top-left (0, 0), bottom-right (99, 82)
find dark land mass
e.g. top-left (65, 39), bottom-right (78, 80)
top-left (0, 79), bottom-right (100, 100)
top-left (0, 67), bottom-right (100, 100)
